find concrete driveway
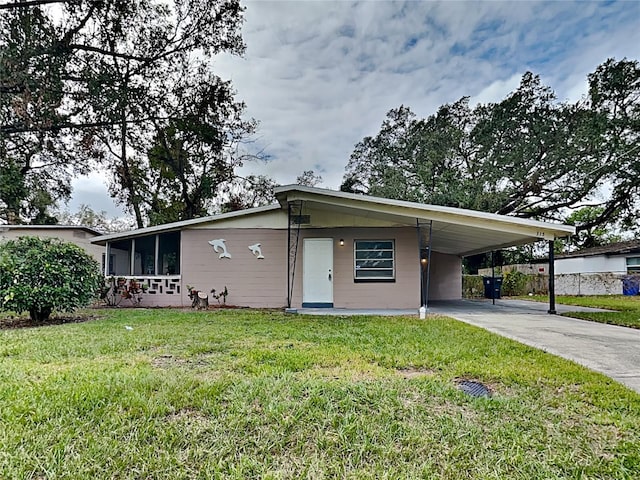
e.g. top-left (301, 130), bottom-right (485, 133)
top-left (429, 299), bottom-right (640, 394)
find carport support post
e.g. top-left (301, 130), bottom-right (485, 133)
top-left (425, 220), bottom-right (433, 309)
top-left (416, 220), bottom-right (424, 307)
top-left (491, 251), bottom-right (495, 306)
top-left (548, 240), bottom-right (556, 314)
top-left (416, 220), bottom-right (433, 309)
top-left (287, 204), bottom-right (292, 308)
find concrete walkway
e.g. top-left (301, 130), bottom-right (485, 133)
top-left (429, 299), bottom-right (640, 394)
top-left (298, 299), bottom-right (640, 393)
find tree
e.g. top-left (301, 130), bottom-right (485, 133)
top-left (0, 236), bottom-right (102, 321)
top-left (1, 0), bottom-right (251, 227)
top-left (218, 175), bottom-right (277, 212)
top-left (55, 203), bottom-right (133, 233)
top-left (565, 207), bottom-right (623, 249)
top-left (75, 0), bottom-right (249, 227)
top-left (342, 58), bottom-right (640, 237)
top-left (0, 5), bottom-right (90, 224)
top-left (296, 170), bottom-right (323, 187)
top-left (581, 58), bottom-right (640, 231)
top-left (342, 101), bottom-right (483, 207)
top-left (143, 78), bottom-right (257, 225)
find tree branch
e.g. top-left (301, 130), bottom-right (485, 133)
top-left (1, 116), bottom-right (168, 135)
top-left (0, 0), bottom-right (63, 10)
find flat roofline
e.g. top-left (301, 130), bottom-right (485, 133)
top-left (0, 224), bottom-right (103, 236)
top-left (91, 205), bottom-right (282, 244)
top-left (274, 185), bottom-right (575, 238)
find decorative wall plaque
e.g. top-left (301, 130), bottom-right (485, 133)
top-left (208, 239), bottom-right (232, 259)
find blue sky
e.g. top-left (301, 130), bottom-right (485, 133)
top-left (70, 0), bottom-right (640, 218)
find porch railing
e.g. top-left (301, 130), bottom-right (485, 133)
top-left (108, 275), bottom-right (182, 296)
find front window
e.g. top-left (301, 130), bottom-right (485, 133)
top-left (354, 240), bottom-right (395, 281)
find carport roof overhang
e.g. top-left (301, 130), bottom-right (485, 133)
top-left (275, 185), bottom-right (575, 257)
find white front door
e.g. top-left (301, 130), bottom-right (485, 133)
top-left (303, 238), bottom-right (334, 307)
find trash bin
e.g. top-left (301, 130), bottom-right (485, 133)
top-left (483, 276), bottom-right (503, 299)
top-left (622, 276), bottom-right (640, 296)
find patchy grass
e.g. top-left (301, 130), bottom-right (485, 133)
top-left (0, 309), bottom-right (639, 479)
top-left (521, 295), bottom-right (640, 329)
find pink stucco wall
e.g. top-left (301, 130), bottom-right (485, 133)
top-left (130, 226), bottom-right (462, 309)
top-left (181, 229), bottom-right (288, 308)
top-left (289, 227), bottom-right (419, 309)
top-left (427, 251), bottom-right (462, 301)
top-left (289, 227), bottom-right (461, 309)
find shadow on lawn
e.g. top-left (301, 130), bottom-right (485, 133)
top-left (0, 314), bottom-right (102, 330)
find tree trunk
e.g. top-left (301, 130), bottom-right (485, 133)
top-left (119, 74), bottom-right (144, 228)
top-left (29, 306), bottom-right (52, 322)
top-left (197, 291), bottom-right (208, 310)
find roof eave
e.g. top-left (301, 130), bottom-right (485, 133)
top-left (0, 224), bottom-right (103, 236)
top-left (91, 204), bottom-right (281, 244)
top-left (274, 185), bottom-right (575, 240)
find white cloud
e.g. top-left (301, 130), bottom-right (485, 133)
top-left (67, 173), bottom-right (126, 218)
top-left (71, 0), bottom-right (640, 209)
top-left (471, 73), bottom-right (523, 106)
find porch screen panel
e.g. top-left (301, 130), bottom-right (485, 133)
top-left (134, 235), bottom-right (156, 275)
top-left (158, 232), bottom-right (180, 275)
top-left (354, 240), bottom-right (395, 279)
top-left (110, 239), bottom-right (132, 276)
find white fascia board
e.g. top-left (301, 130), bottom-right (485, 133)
top-left (91, 204), bottom-right (281, 245)
top-left (2, 224), bottom-right (104, 236)
top-left (280, 189), bottom-right (575, 240)
top-left (460, 237), bottom-right (547, 257)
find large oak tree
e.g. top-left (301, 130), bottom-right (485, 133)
top-left (342, 58), bottom-right (640, 247)
top-left (1, 0), bottom-right (253, 226)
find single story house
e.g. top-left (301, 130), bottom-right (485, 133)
top-left (91, 185), bottom-right (575, 310)
top-left (0, 224), bottom-right (104, 264)
top-left (555, 240), bottom-right (640, 275)
top-left (553, 240), bottom-right (640, 295)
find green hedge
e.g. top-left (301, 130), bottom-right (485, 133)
top-left (462, 275), bottom-right (484, 298)
top-left (463, 273), bottom-right (548, 298)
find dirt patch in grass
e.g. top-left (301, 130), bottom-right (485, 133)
top-left (309, 365), bottom-right (383, 381)
top-left (151, 354), bottom-right (216, 369)
top-left (165, 408), bottom-right (213, 429)
top-left (0, 313), bottom-right (102, 330)
top-left (396, 367), bottom-right (436, 379)
top-left (150, 353), bottom-right (228, 382)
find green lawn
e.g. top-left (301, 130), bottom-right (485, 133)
top-left (1, 309), bottom-right (639, 479)
top-left (522, 295), bottom-right (640, 329)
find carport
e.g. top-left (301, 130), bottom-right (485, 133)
top-left (275, 186), bottom-right (576, 313)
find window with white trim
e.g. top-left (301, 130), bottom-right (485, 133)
top-left (627, 257), bottom-right (640, 274)
top-left (354, 240), bottom-right (395, 281)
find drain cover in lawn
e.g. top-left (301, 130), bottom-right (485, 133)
top-left (456, 380), bottom-right (491, 398)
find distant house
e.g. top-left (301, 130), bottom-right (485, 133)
top-left (0, 225), bottom-right (104, 265)
top-left (91, 185), bottom-right (574, 309)
top-left (555, 240), bottom-right (640, 275)
top-left (552, 240), bottom-right (640, 295)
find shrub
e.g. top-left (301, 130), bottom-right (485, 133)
top-left (100, 277), bottom-right (147, 307)
top-left (0, 236), bottom-right (102, 321)
top-left (502, 270), bottom-right (528, 296)
top-left (462, 275), bottom-right (484, 298)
